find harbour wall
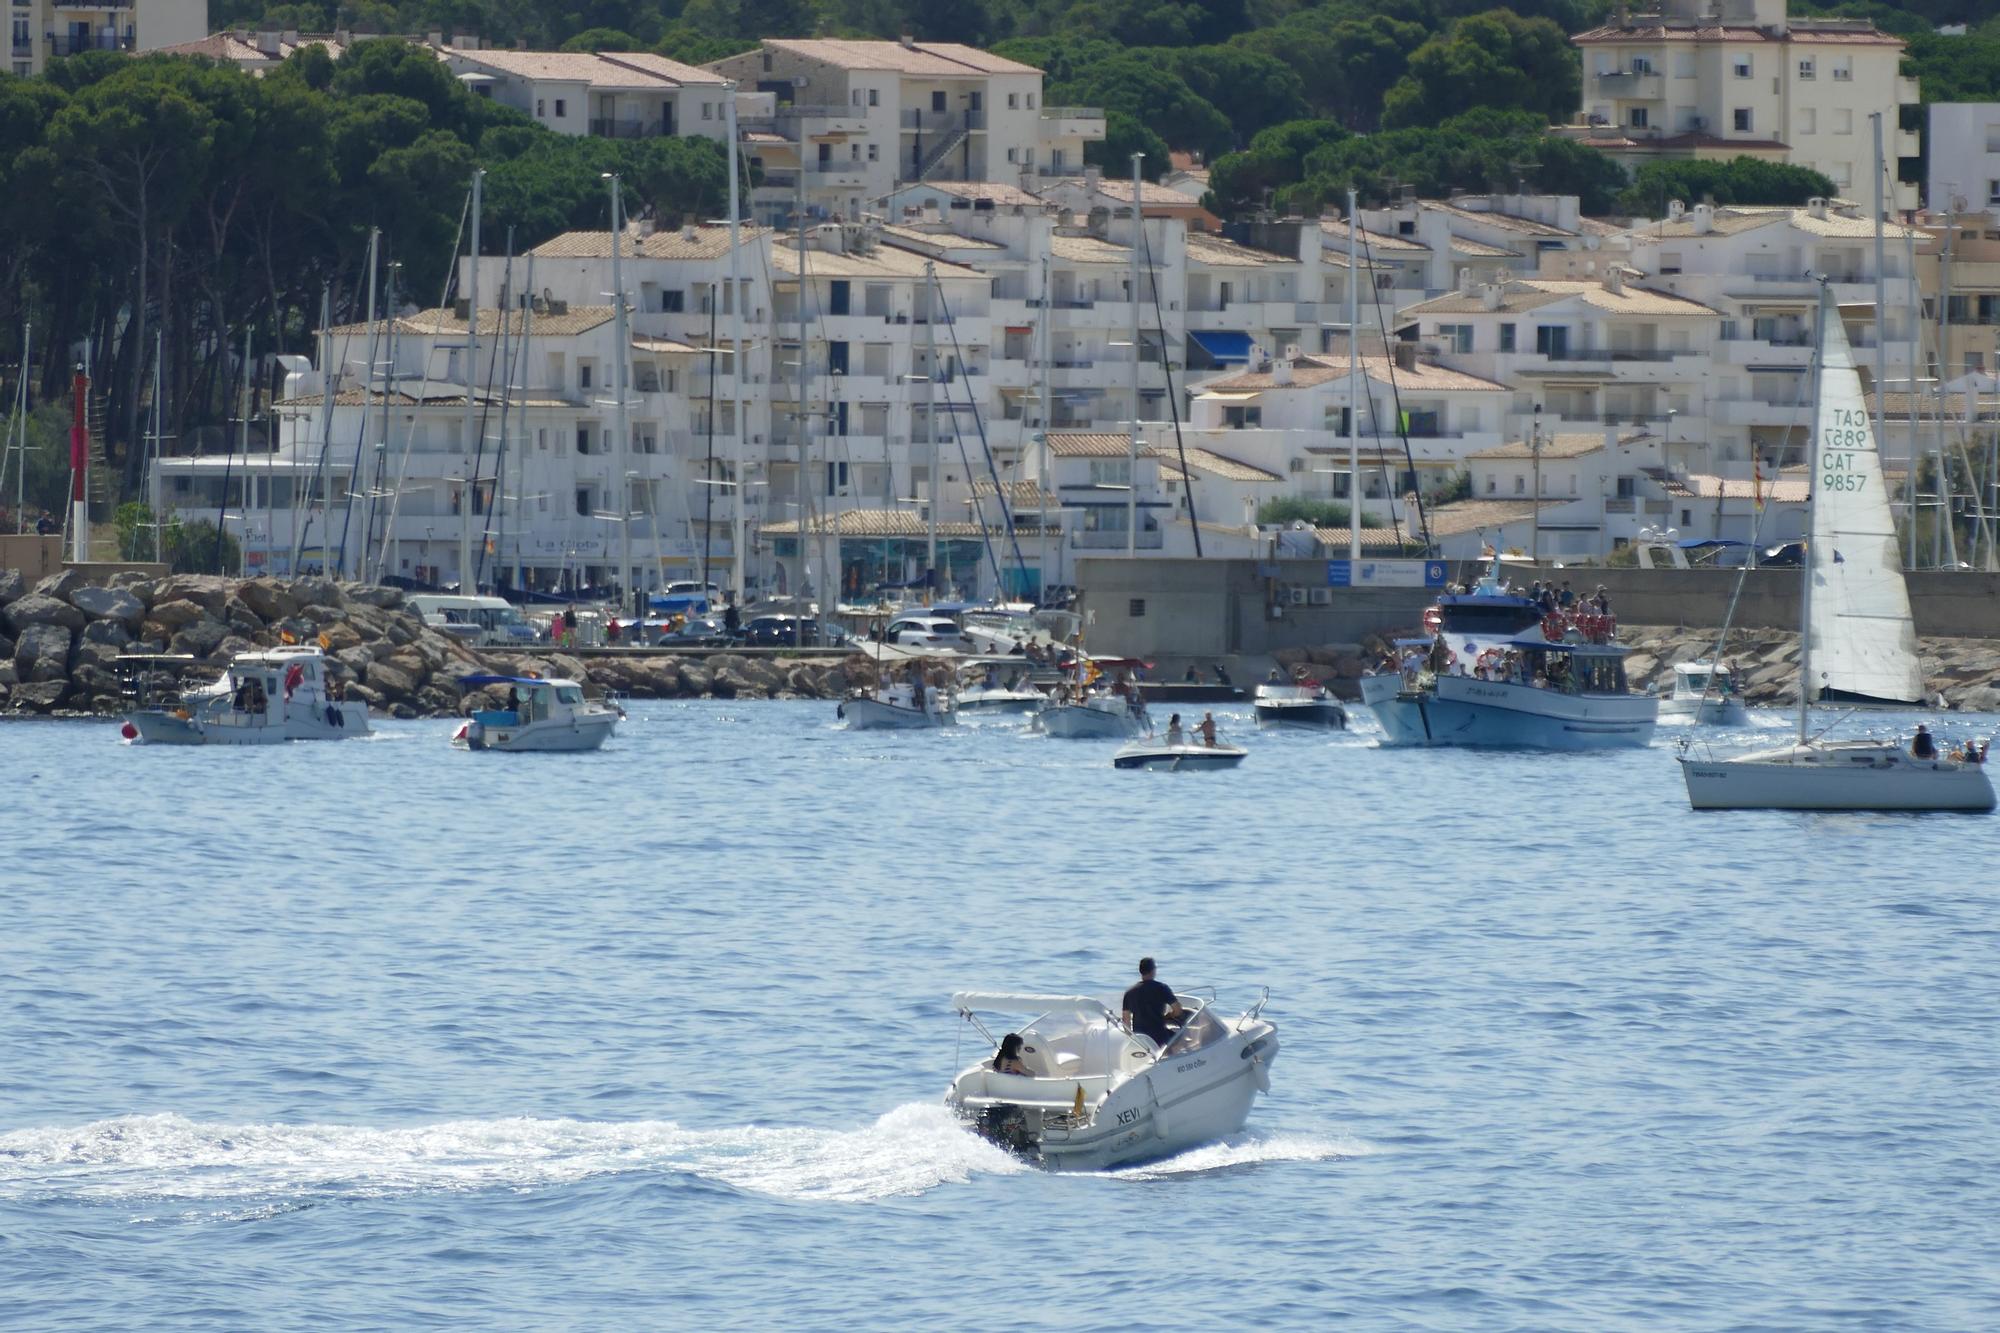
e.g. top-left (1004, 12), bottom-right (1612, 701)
top-left (1078, 558), bottom-right (2000, 657)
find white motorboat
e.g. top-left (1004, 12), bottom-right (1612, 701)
top-left (953, 662), bottom-right (1043, 714)
top-left (946, 989), bottom-right (1278, 1171)
top-left (1113, 735), bottom-right (1247, 771)
top-left (1253, 678), bottom-right (1348, 729)
top-left (1036, 692), bottom-right (1149, 739)
top-left (1678, 287), bottom-right (1995, 812)
top-left (1359, 563), bottom-right (1658, 750)
top-left (452, 675), bottom-right (619, 752)
top-left (121, 648), bottom-right (369, 745)
top-left (1657, 659), bottom-right (1748, 726)
top-left (838, 680), bottom-right (955, 730)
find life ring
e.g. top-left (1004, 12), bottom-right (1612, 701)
top-left (325, 704), bottom-right (339, 727)
top-left (1421, 606), bottom-right (1443, 634)
top-left (1541, 612), bottom-right (1569, 642)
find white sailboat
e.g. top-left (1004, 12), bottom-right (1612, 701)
top-left (1679, 287), bottom-right (1993, 811)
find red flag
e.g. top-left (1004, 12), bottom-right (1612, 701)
top-left (69, 368), bottom-right (89, 497)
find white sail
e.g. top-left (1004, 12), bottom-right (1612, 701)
top-left (1806, 301), bottom-right (1924, 705)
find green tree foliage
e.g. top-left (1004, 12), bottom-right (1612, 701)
top-left (1205, 119), bottom-right (1350, 216)
top-left (1086, 112), bottom-right (1171, 180)
top-left (164, 518), bottom-right (243, 575)
top-left (1255, 496), bottom-right (1384, 528)
top-left (1614, 157), bottom-right (1838, 215)
top-left (561, 27), bottom-right (644, 51)
top-left (1382, 10), bottom-right (1579, 128)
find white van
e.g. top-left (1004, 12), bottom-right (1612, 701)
top-left (405, 594), bottom-right (538, 647)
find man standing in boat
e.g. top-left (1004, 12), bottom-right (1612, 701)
top-left (1122, 958), bottom-right (1184, 1050)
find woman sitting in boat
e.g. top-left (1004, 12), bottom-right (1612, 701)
top-left (1166, 713), bottom-right (1185, 746)
top-left (991, 1033), bottom-right (1031, 1076)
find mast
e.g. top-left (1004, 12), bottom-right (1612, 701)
top-left (923, 259), bottom-right (938, 600)
top-left (1905, 225), bottom-right (1921, 573)
top-left (1799, 284), bottom-right (1830, 742)
top-left (1037, 250), bottom-right (1051, 596)
top-left (369, 259), bottom-right (398, 580)
top-left (794, 169), bottom-right (814, 636)
top-left (1126, 150), bottom-right (1142, 559)
top-left (148, 330), bottom-right (163, 561)
top-left (1870, 113), bottom-right (1887, 493)
top-left (68, 354), bottom-right (88, 564)
top-left (1346, 189), bottom-right (1360, 564)
top-left (296, 284), bottom-right (334, 574)
top-left (11, 321), bottom-right (27, 533)
top-left (701, 283), bottom-right (718, 594)
top-left (607, 172), bottom-right (635, 620)
top-left (489, 245), bottom-right (514, 595)
top-left (723, 83), bottom-right (746, 606)
top-left (459, 167), bottom-right (483, 595)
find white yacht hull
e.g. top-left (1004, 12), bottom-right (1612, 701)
top-left (455, 715), bottom-right (616, 752)
top-left (1360, 673), bottom-right (1657, 750)
top-left (954, 688), bottom-right (1043, 714)
top-left (126, 700), bottom-right (370, 745)
top-left (839, 697), bottom-right (954, 730)
top-left (1659, 697), bottom-right (1749, 726)
top-left (1680, 744), bottom-right (1995, 811)
top-left (949, 1021), bottom-right (1278, 1172)
top-left (1114, 742), bottom-right (1246, 771)
top-left (1037, 703), bottom-right (1145, 739)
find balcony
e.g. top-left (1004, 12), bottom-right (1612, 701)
top-left (1071, 529), bottom-right (1163, 550)
top-left (47, 31), bottom-right (132, 55)
top-left (1595, 69), bottom-right (1664, 101)
top-left (590, 118), bottom-right (672, 140)
top-left (806, 162), bottom-right (871, 189)
top-left (1039, 107), bottom-right (1106, 140)
top-left (739, 105), bottom-right (870, 139)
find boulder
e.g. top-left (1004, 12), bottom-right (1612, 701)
top-left (7, 679), bottom-right (69, 712)
top-left (546, 652), bottom-right (591, 683)
top-left (33, 569), bottom-right (87, 601)
top-left (345, 681), bottom-right (384, 708)
top-left (147, 598), bottom-right (207, 631)
top-left (389, 702), bottom-right (419, 720)
top-left (74, 639), bottom-right (125, 669)
top-left (380, 617), bottom-right (415, 646)
top-left (343, 583), bottom-right (406, 610)
top-left (235, 578), bottom-right (301, 623)
top-left (365, 660), bottom-right (416, 700)
top-left (212, 635), bottom-right (259, 660)
top-left (4, 592), bottom-right (86, 633)
top-left (0, 568), bottom-right (26, 606)
top-left (0, 661), bottom-right (16, 686)
top-left (334, 645), bottom-right (376, 675)
top-left (71, 662), bottom-right (122, 699)
top-left (382, 647), bottom-right (428, 680)
top-left (168, 619), bottom-right (230, 659)
top-left (69, 585), bottom-right (146, 625)
top-left (709, 666), bottom-right (751, 698)
top-left (223, 598), bottom-right (266, 633)
top-left (108, 569), bottom-right (153, 594)
top-left (290, 578), bottom-right (343, 610)
top-left (13, 622), bottom-right (74, 682)
top-left (0, 631), bottom-right (11, 660)
top-left (150, 574), bottom-right (229, 612)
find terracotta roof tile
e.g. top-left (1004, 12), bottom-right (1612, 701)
top-left (753, 39), bottom-right (1039, 77)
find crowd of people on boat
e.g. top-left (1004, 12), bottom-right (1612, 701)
top-left (1912, 724), bottom-right (1989, 765)
top-left (1384, 634), bottom-right (1627, 696)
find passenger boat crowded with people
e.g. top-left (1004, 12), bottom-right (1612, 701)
top-left (120, 647), bottom-right (370, 745)
top-left (1358, 559), bottom-right (1658, 750)
top-left (945, 988), bottom-right (1278, 1171)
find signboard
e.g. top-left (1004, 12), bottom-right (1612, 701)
top-left (1327, 559), bottom-right (1447, 588)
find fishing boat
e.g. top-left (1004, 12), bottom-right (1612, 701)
top-left (1357, 562), bottom-right (1657, 749)
top-left (1679, 287), bottom-right (1994, 812)
top-left (1657, 659), bottom-right (1748, 726)
top-left (953, 661), bottom-right (1043, 714)
top-left (946, 989), bottom-right (1278, 1171)
top-left (121, 647), bottom-right (369, 745)
top-left (838, 679), bottom-right (956, 729)
top-left (452, 674), bottom-right (619, 752)
top-left (1252, 675), bottom-right (1347, 729)
top-left (1034, 656), bottom-right (1152, 739)
top-left (1112, 735), bottom-right (1247, 771)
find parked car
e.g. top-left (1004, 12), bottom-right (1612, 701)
top-left (744, 615), bottom-right (848, 648)
top-left (655, 616), bottom-right (735, 647)
top-left (880, 615), bottom-right (973, 653)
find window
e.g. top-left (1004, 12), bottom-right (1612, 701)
top-left (1797, 58), bottom-right (1815, 80)
top-left (824, 461), bottom-right (848, 494)
top-left (1832, 58), bottom-right (1851, 82)
top-left (867, 143), bottom-right (878, 161)
top-left (536, 98), bottom-right (545, 117)
top-left (577, 427), bottom-right (591, 455)
top-left (1833, 107), bottom-right (1852, 135)
top-left (1514, 475), bottom-right (1525, 495)
top-left (537, 428), bottom-right (547, 452)
top-left (1535, 325), bottom-right (1570, 358)
top-left (1798, 108), bottom-right (1815, 135)
top-left (1987, 125), bottom-right (2000, 152)
top-left (702, 102), bottom-right (713, 120)
top-left (1485, 476), bottom-right (1496, 494)
top-left (869, 88), bottom-right (879, 106)
top-left (1088, 459), bottom-right (1132, 485)
top-left (553, 98), bottom-right (566, 117)
top-left (1222, 405), bottom-right (1262, 429)
top-left (1630, 56), bottom-right (1653, 75)
top-left (1733, 108), bottom-right (1753, 133)
top-left (1437, 323), bottom-right (1473, 353)
top-left (1628, 107), bottom-right (1649, 129)
top-left (1832, 162), bottom-right (1852, 188)
top-left (1326, 406), bottom-right (1353, 434)
top-left (1499, 323), bottom-right (1516, 353)
top-left (661, 289), bottom-right (684, 313)
top-left (1989, 179), bottom-right (2000, 205)
top-left (1007, 93), bottom-right (1019, 109)
top-left (579, 364), bottom-right (592, 389)
top-left (1733, 57), bottom-right (1752, 79)
top-left (1006, 147), bottom-right (1017, 163)
top-left (576, 488), bottom-right (591, 517)
top-left (1128, 598), bottom-right (1145, 617)
top-left (851, 90), bottom-right (861, 106)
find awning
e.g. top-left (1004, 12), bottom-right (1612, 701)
top-left (1189, 329), bottom-right (1254, 363)
top-left (1196, 389), bottom-right (1263, 401)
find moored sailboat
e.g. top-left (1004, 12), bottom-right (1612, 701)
top-left (1678, 287), bottom-right (1993, 811)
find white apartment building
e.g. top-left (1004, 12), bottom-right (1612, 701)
top-left (1348, 196), bottom-right (1615, 298)
top-left (708, 38), bottom-right (1104, 226)
top-left (1928, 103), bottom-right (2000, 221)
top-left (1601, 198), bottom-right (1927, 472)
top-left (441, 48), bottom-right (733, 141)
top-left (11, 0), bottom-right (203, 73)
top-left (153, 301), bottom-right (706, 595)
top-left (1561, 0), bottom-right (1918, 209)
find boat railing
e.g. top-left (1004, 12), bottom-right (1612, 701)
top-left (1239, 986), bottom-right (1271, 1028)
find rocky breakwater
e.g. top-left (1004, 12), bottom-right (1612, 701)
top-left (479, 649), bottom-right (880, 703)
top-left (0, 568), bottom-right (492, 718)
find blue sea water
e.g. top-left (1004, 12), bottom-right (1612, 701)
top-left (3, 702), bottom-right (1998, 1330)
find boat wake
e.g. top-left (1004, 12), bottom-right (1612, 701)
top-left (0, 1105), bottom-right (1026, 1208)
top-left (1098, 1130), bottom-right (1379, 1180)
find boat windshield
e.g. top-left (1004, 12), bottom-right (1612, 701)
top-left (1160, 1004), bottom-right (1228, 1059)
top-left (556, 686), bottom-right (584, 704)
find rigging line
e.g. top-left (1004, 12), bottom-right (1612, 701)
top-left (467, 258), bottom-right (514, 592)
top-left (360, 240), bottom-right (399, 566)
top-left (701, 282), bottom-right (719, 594)
top-left (1359, 228), bottom-right (1431, 550)
top-left (495, 249), bottom-right (535, 592)
top-left (213, 323), bottom-right (250, 573)
top-left (932, 272), bottom-right (1028, 594)
top-left (295, 267), bottom-right (369, 569)
top-left (374, 195), bottom-right (474, 585)
top-left (335, 247), bottom-right (393, 579)
top-left (476, 239), bottom-right (520, 583)
top-left (1138, 223), bottom-right (1200, 557)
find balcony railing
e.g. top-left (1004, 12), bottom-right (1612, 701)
top-left (1039, 107), bottom-right (1102, 120)
top-left (590, 118), bottom-right (672, 140)
top-left (47, 32), bottom-right (133, 55)
top-left (1071, 529), bottom-right (1163, 550)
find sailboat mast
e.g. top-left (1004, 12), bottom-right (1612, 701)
top-left (1799, 285), bottom-right (1830, 743)
top-left (1037, 250), bottom-right (1051, 596)
top-left (608, 173), bottom-right (635, 621)
top-left (1125, 151), bottom-right (1142, 560)
top-left (1870, 114), bottom-right (1888, 484)
top-left (723, 82), bottom-right (746, 607)
top-left (459, 168), bottom-right (483, 594)
top-left (1347, 188), bottom-right (1360, 564)
top-left (11, 321), bottom-right (27, 533)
